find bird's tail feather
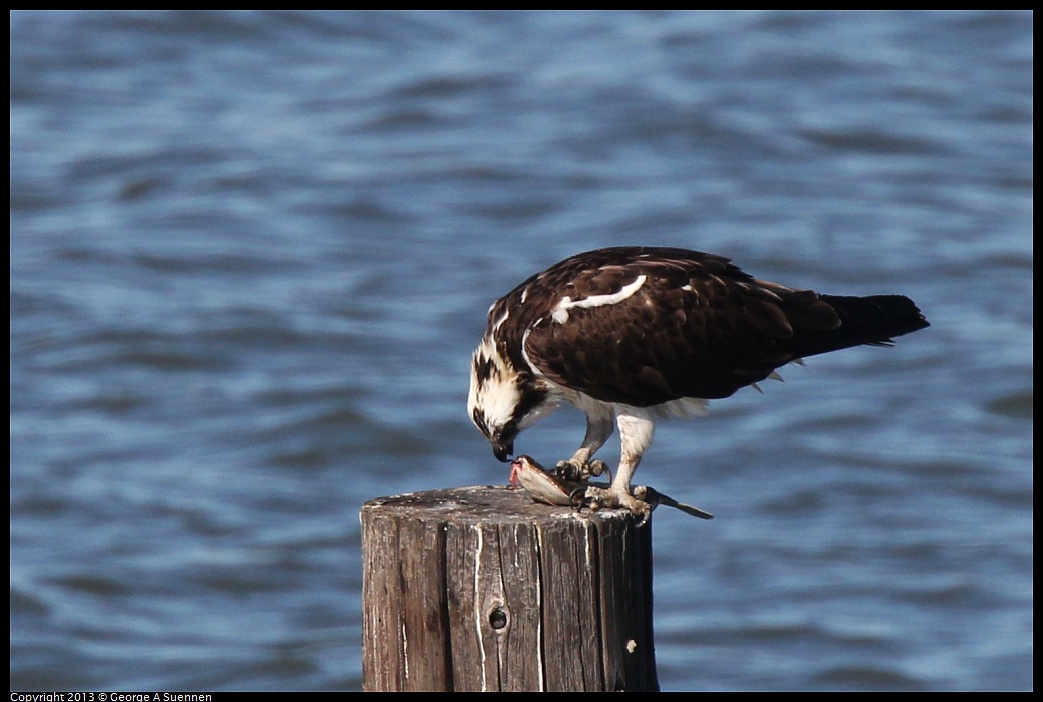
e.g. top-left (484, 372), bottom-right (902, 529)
top-left (791, 294), bottom-right (929, 358)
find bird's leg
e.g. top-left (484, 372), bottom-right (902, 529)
top-left (555, 407), bottom-right (613, 482)
top-left (584, 410), bottom-right (657, 521)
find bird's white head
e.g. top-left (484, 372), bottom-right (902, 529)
top-left (468, 333), bottom-right (556, 462)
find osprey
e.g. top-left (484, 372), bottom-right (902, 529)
top-left (468, 246), bottom-right (929, 518)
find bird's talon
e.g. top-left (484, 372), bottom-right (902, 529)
top-left (554, 458), bottom-right (608, 483)
top-left (587, 459), bottom-right (607, 479)
top-left (580, 486), bottom-right (653, 524)
top-left (553, 459), bottom-right (580, 482)
top-left (568, 485), bottom-right (588, 512)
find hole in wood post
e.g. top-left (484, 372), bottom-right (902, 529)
top-left (488, 605), bottom-right (508, 630)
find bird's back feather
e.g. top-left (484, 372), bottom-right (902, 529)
top-left (504, 247), bottom-right (928, 405)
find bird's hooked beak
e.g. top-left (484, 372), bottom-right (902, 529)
top-left (493, 441), bottom-right (514, 463)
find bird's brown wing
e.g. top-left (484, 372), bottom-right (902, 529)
top-left (521, 251), bottom-right (861, 405)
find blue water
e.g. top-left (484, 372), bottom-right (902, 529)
top-left (10, 10), bottom-right (1032, 691)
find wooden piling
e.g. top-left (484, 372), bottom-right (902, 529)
top-left (360, 485), bottom-right (658, 692)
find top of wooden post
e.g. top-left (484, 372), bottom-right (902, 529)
top-left (362, 484), bottom-right (639, 526)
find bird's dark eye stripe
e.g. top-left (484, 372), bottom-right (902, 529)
top-left (472, 407), bottom-right (490, 435)
top-left (474, 355), bottom-right (496, 383)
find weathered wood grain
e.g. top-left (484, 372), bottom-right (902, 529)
top-left (361, 485), bottom-right (657, 692)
